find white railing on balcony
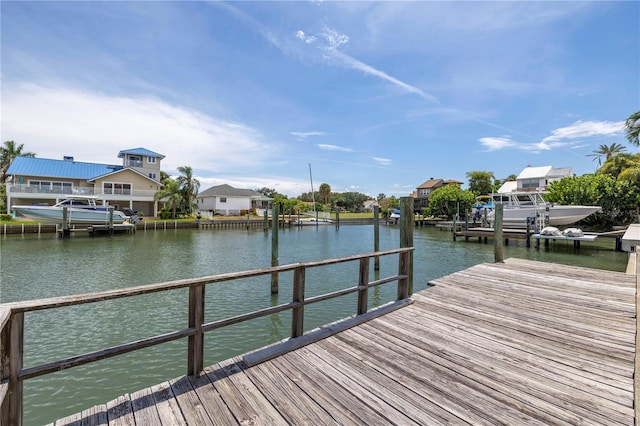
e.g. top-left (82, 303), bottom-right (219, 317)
top-left (7, 185), bottom-right (159, 198)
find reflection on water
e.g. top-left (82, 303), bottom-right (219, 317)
top-left (0, 225), bottom-right (628, 424)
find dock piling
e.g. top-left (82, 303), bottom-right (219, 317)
top-left (494, 203), bottom-right (504, 263)
top-left (399, 197), bottom-right (414, 294)
top-left (271, 204), bottom-right (279, 294)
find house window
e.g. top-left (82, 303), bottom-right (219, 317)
top-left (29, 180), bottom-right (72, 194)
top-left (147, 157), bottom-right (156, 164)
top-left (127, 155), bottom-right (142, 168)
top-left (220, 197), bottom-right (227, 203)
top-left (103, 182), bottom-right (132, 195)
top-left (149, 173), bottom-right (157, 179)
top-left (520, 179), bottom-right (539, 190)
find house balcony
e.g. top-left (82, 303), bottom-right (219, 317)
top-left (6, 185), bottom-right (159, 200)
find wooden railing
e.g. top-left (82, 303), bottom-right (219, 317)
top-left (0, 247), bottom-right (413, 425)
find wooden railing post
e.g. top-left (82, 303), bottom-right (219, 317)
top-left (1, 311), bottom-right (24, 426)
top-left (187, 285), bottom-right (205, 376)
top-left (357, 258), bottom-right (370, 315)
top-left (374, 206), bottom-right (380, 271)
top-left (291, 267), bottom-right (305, 338)
top-left (271, 204), bottom-right (279, 294)
top-left (494, 203), bottom-right (504, 263)
top-left (634, 251), bottom-right (639, 423)
top-left (399, 197), bottom-right (414, 294)
top-left (397, 251), bottom-right (410, 300)
top-left (1, 309), bottom-right (11, 426)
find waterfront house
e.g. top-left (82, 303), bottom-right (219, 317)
top-left (196, 184), bottom-right (271, 216)
top-left (362, 199), bottom-right (379, 212)
top-left (5, 148), bottom-right (165, 217)
top-left (496, 165), bottom-right (573, 193)
top-left (412, 178), bottom-right (463, 212)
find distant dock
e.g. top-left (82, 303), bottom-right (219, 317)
top-left (55, 222), bottom-right (136, 237)
top-left (454, 226), bottom-right (626, 250)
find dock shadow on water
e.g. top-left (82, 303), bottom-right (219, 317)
top-left (0, 225), bottom-right (627, 425)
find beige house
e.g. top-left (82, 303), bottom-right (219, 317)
top-left (6, 148), bottom-right (166, 217)
top-left (412, 178), bottom-right (463, 212)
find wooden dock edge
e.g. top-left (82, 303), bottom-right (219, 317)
top-left (635, 251), bottom-right (639, 426)
top-left (243, 298), bottom-right (414, 367)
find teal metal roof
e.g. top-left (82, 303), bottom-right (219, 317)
top-left (118, 148), bottom-right (165, 159)
top-left (6, 156), bottom-right (123, 179)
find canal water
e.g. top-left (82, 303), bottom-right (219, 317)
top-left (0, 224), bottom-right (628, 425)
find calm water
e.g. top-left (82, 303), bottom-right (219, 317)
top-left (0, 224), bottom-right (628, 425)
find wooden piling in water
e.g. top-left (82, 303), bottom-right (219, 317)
top-left (399, 197), bottom-right (414, 294)
top-left (108, 206), bottom-right (114, 237)
top-left (271, 204), bottom-right (279, 294)
top-left (494, 203), bottom-right (504, 263)
top-left (374, 206), bottom-right (380, 271)
top-left (61, 207), bottom-right (70, 238)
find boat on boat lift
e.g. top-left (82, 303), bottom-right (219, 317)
top-left (11, 195), bottom-right (135, 225)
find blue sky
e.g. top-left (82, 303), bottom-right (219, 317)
top-left (1, 1), bottom-right (638, 198)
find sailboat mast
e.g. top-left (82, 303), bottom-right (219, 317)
top-left (309, 163), bottom-right (316, 211)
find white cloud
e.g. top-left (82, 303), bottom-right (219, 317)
top-left (1, 83), bottom-right (277, 175)
top-left (542, 120), bottom-right (624, 143)
top-left (479, 137), bottom-right (517, 151)
top-left (320, 26), bottom-right (349, 50)
top-left (479, 120), bottom-right (625, 153)
top-left (317, 144), bottom-right (353, 152)
top-left (290, 130), bottom-right (328, 140)
top-left (373, 156), bottom-right (392, 166)
top-left (295, 25), bottom-right (439, 104)
top-left (295, 30), bottom-right (316, 44)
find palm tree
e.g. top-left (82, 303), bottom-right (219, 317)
top-left (176, 166), bottom-right (200, 214)
top-left (465, 171), bottom-right (495, 196)
top-left (154, 178), bottom-right (182, 218)
top-left (0, 140), bottom-right (36, 182)
top-left (598, 152), bottom-right (640, 179)
top-left (159, 170), bottom-right (171, 184)
top-left (625, 110), bottom-right (640, 147)
top-left (319, 183), bottom-right (331, 205)
top-left (587, 143), bottom-right (627, 166)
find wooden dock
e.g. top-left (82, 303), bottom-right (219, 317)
top-left (51, 258), bottom-right (636, 425)
top-left (456, 227), bottom-right (626, 250)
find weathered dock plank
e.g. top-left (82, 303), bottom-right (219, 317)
top-left (129, 387), bottom-right (161, 425)
top-left (186, 373), bottom-right (237, 426)
top-left (105, 395), bottom-right (134, 426)
top-left (149, 381), bottom-right (185, 425)
top-left (243, 358), bottom-right (338, 424)
top-left (168, 376), bottom-right (213, 425)
top-left (204, 358), bottom-right (288, 425)
top-left (52, 258), bottom-right (636, 425)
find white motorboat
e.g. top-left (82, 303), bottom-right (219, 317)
top-left (12, 196), bottom-right (131, 225)
top-left (486, 191), bottom-right (600, 228)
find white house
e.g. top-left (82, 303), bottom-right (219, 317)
top-left (196, 184), bottom-right (271, 216)
top-left (497, 166), bottom-right (574, 193)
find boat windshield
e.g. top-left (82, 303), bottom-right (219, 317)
top-left (55, 198), bottom-right (99, 207)
top-left (492, 192), bottom-right (547, 207)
